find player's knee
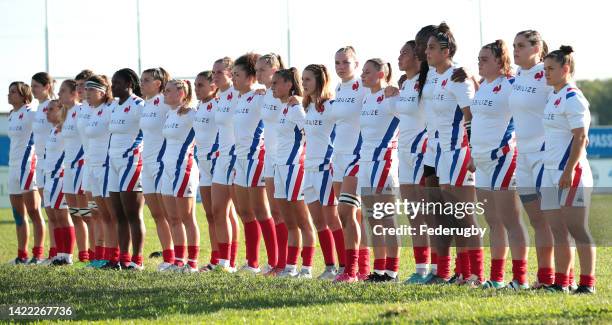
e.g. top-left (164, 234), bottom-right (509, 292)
top-left (12, 208), bottom-right (25, 226)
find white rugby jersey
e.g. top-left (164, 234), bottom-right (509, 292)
top-left (471, 75), bottom-right (516, 155)
top-left (330, 77), bottom-right (366, 155)
top-left (7, 104), bottom-right (35, 167)
top-left (390, 74), bottom-right (427, 154)
top-left (193, 98), bottom-right (219, 161)
top-left (430, 66), bottom-right (475, 152)
top-left (360, 89), bottom-right (399, 162)
top-left (260, 89), bottom-right (282, 159)
top-left (232, 89), bottom-right (265, 160)
top-left (542, 84), bottom-right (591, 170)
top-left (162, 108), bottom-right (196, 168)
top-left (62, 104), bottom-right (85, 169)
top-left (214, 86), bottom-right (238, 157)
top-left (32, 99), bottom-right (52, 164)
top-left (140, 94), bottom-right (170, 164)
top-left (84, 102), bottom-right (113, 166)
top-left (76, 102), bottom-right (91, 154)
top-left (422, 67), bottom-right (440, 143)
top-left (44, 126), bottom-right (65, 178)
top-left (303, 100), bottom-right (336, 170)
top-left (108, 95), bottom-right (144, 159)
top-left (276, 102), bottom-right (306, 166)
top-left (508, 62), bottom-right (552, 153)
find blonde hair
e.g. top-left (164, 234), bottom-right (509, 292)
top-left (167, 79), bottom-right (193, 112)
top-left (336, 46), bottom-right (357, 60)
top-left (365, 58), bottom-right (393, 84)
top-left (258, 53), bottom-right (286, 70)
top-left (48, 99), bottom-right (68, 129)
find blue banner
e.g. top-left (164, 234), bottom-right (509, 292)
top-left (588, 127), bottom-right (612, 158)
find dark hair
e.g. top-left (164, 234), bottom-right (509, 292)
top-left (31, 72), bottom-right (56, 98)
top-left (399, 41), bottom-right (417, 88)
top-left (235, 53), bottom-right (261, 77)
top-left (274, 67), bottom-right (303, 97)
top-left (516, 30), bottom-right (548, 61)
top-left (87, 75), bottom-right (113, 104)
top-left (143, 67), bottom-right (170, 93)
top-left (365, 58), bottom-right (393, 84)
top-left (196, 71), bottom-right (218, 98)
top-left (259, 53), bottom-right (286, 70)
top-left (482, 39), bottom-right (512, 76)
top-left (75, 69), bottom-right (95, 81)
top-left (415, 25), bottom-right (438, 100)
top-left (61, 79), bottom-right (78, 92)
top-left (432, 22), bottom-right (457, 58)
top-left (9, 81), bottom-right (33, 104)
top-left (302, 64), bottom-right (332, 110)
top-left (545, 45), bottom-right (575, 75)
top-left (113, 68), bottom-right (142, 97)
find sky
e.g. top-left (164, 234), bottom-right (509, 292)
top-left (0, 0), bottom-right (609, 112)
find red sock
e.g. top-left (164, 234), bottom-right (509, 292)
top-left (66, 227), bottom-right (75, 255)
top-left (537, 267), bottom-right (555, 285)
top-left (332, 229), bottom-right (346, 267)
top-left (569, 268), bottom-right (575, 285)
top-left (458, 252), bottom-right (470, 279)
top-left (244, 220), bottom-right (261, 268)
top-left (512, 259), bottom-right (527, 284)
top-left (579, 274), bottom-right (596, 287)
top-left (555, 272), bottom-right (570, 287)
top-left (88, 248), bottom-right (95, 260)
top-left (430, 251), bottom-right (438, 268)
top-left (318, 229), bottom-right (336, 266)
top-left (373, 258), bottom-right (386, 272)
top-left (287, 246), bottom-right (300, 265)
top-left (468, 249), bottom-right (484, 281)
top-left (230, 241), bottom-right (238, 267)
top-left (187, 245), bottom-right (199, 268)
top-left (110, 247), bottom-right (120, 263)
top-left (95, 246), bottom-right (104, 260)
top-left (218, 243), bottom-right (230, 261)
top-left (385, 257), bottom-right (399, 274)
top-left (32, 246), bottom-right (44, 259)
top-left (454, 254), bottom-right (461, 275)
top-left (120, 252), bottom-right (132, 266)
top-left (210, 250), bottom-right (219, 265)
top-left (162, 249), bottom-right (175, 264)
top-left (490, 259), bottom-right (505, 282)
top-left (132, 254), bottom-right (143, 266)
top-left (437, 255), bottom-right (452, 279)
top-left (18, 249), bottom-right (28, 259)
top-left (174, 245), bottom-right (186, 266)
top-left (275, 223), bottom-right (288, 269)
top-left (358, 248), bottom-right (370, 275)
top-left (301, 246), bottom-right (315, 267)
top-left (53, 228), bottom-right (64, 254)
top-left (78, 251), bottom-right (89, 262)
top-left (345, 249), bottom-right (359, 277)
top-left (49, 247), bottom-right (58, 258)
top-left (258, 218), bottom-right (277, 267)
top-left (413, 246), bottom-right (429, 265)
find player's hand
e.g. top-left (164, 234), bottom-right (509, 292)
top-left (467, 157), bottom-right (476, 173)
top-left (384, 86), bottom-right (399, 98)
top-left (177, 106), bottom-right (191, 115)
top-left (451, 67), bottom-right (468, 83)
top-left (288, 95), bottom-right (301, 106)
top-left (254, 88), bottom-right (266, 96)
top-left (558, 168), bottom-right (573, 189)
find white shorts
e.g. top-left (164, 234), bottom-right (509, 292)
top-left (264, 152), bottom-right (275, 178)
top-left (212, 155), bottom-right (236, 186)
top-left (198, 158), bottom-right (217, 187)
top-left (63, 160), bottom-right (85, 195)
top-left (81, 164), bottom-right (90, 193)
top-left (473, 147), bottom-right (517, 191)
top-left (7, 160), bottom-right (37, 195)
top-left (540, 163), bottom-right (593, 211)
top-left (423, 136), bottom-right (438, 167)
top-left (234, 158), bottom-right (265, 188)
top-left (141, 161), bottom-right (164, 194)
top-left (107, 155), bottom-right (143, 193)
top-left (358, 159), bottom-right (400, 196)
top-left (436, 146), bottom-right (475, 187)
top-left (86, 165), bottom-right (110, 198)
top-left (303, 168), bottom-right (336, 206)
top-left (332, 153), bottom-right (360, 182)
top-left (160, 159), bottom-right (199, 198)
top-left (43, 174), bottom-right (67, 209)
top-left (398, 150), bottom-right (426, 185)
top-left (516, 151), bottom-right (545, 196)
top-left (35, 165), bottom-right (45, 189)
top-left (273, 164), bottom-right (304, 201)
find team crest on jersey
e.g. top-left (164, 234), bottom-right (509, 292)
top-left (283, 106), bottom-right (289, 115)
top-left (352, 81), bottom-right (360, 91)
top-left (42, 106), bottom-right (48, 113)
top-left (246, 96), bottom-right (254, 103)
top-left (206, 102), bottom-right (213, 111)
top-left (19, 113), bottom-right (24, 119)
top-left (227, 92), bottom-right (233, 101)
top-left (414, 81), bottom-right (420, 91)
top-left (441, 79), bottom-right (448, 88)
top-left (376, 95), bottom-right (384, 104)
top-left (97, 109), bottom-right (103, 116)
top-left (153, 97), bottom-right (160, 106)
top-left (316, 103), bottom-right (325, 113)
top-left (554, 97), bottom-right (561, 107)
top-left (124, 106), bottom-right (131, 113)
top-left (72, 111), bottom-right (77, 118)
top-left (493, 84), bottom-right (502, 94)
top-left (534, 71), bottom-right (544, 81)
top-left (54, 128), bottom-right (59, 134)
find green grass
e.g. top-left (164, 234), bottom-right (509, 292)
top-left (0, 196), bottom-right (611, 324)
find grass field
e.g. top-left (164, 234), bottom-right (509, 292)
top-left (0, 196), bottom-right (611, 324)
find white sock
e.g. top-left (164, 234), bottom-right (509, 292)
top-left (416, 263), bottom-right (429, 276)
top-left (385, 270), bottom-right (398, 278)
